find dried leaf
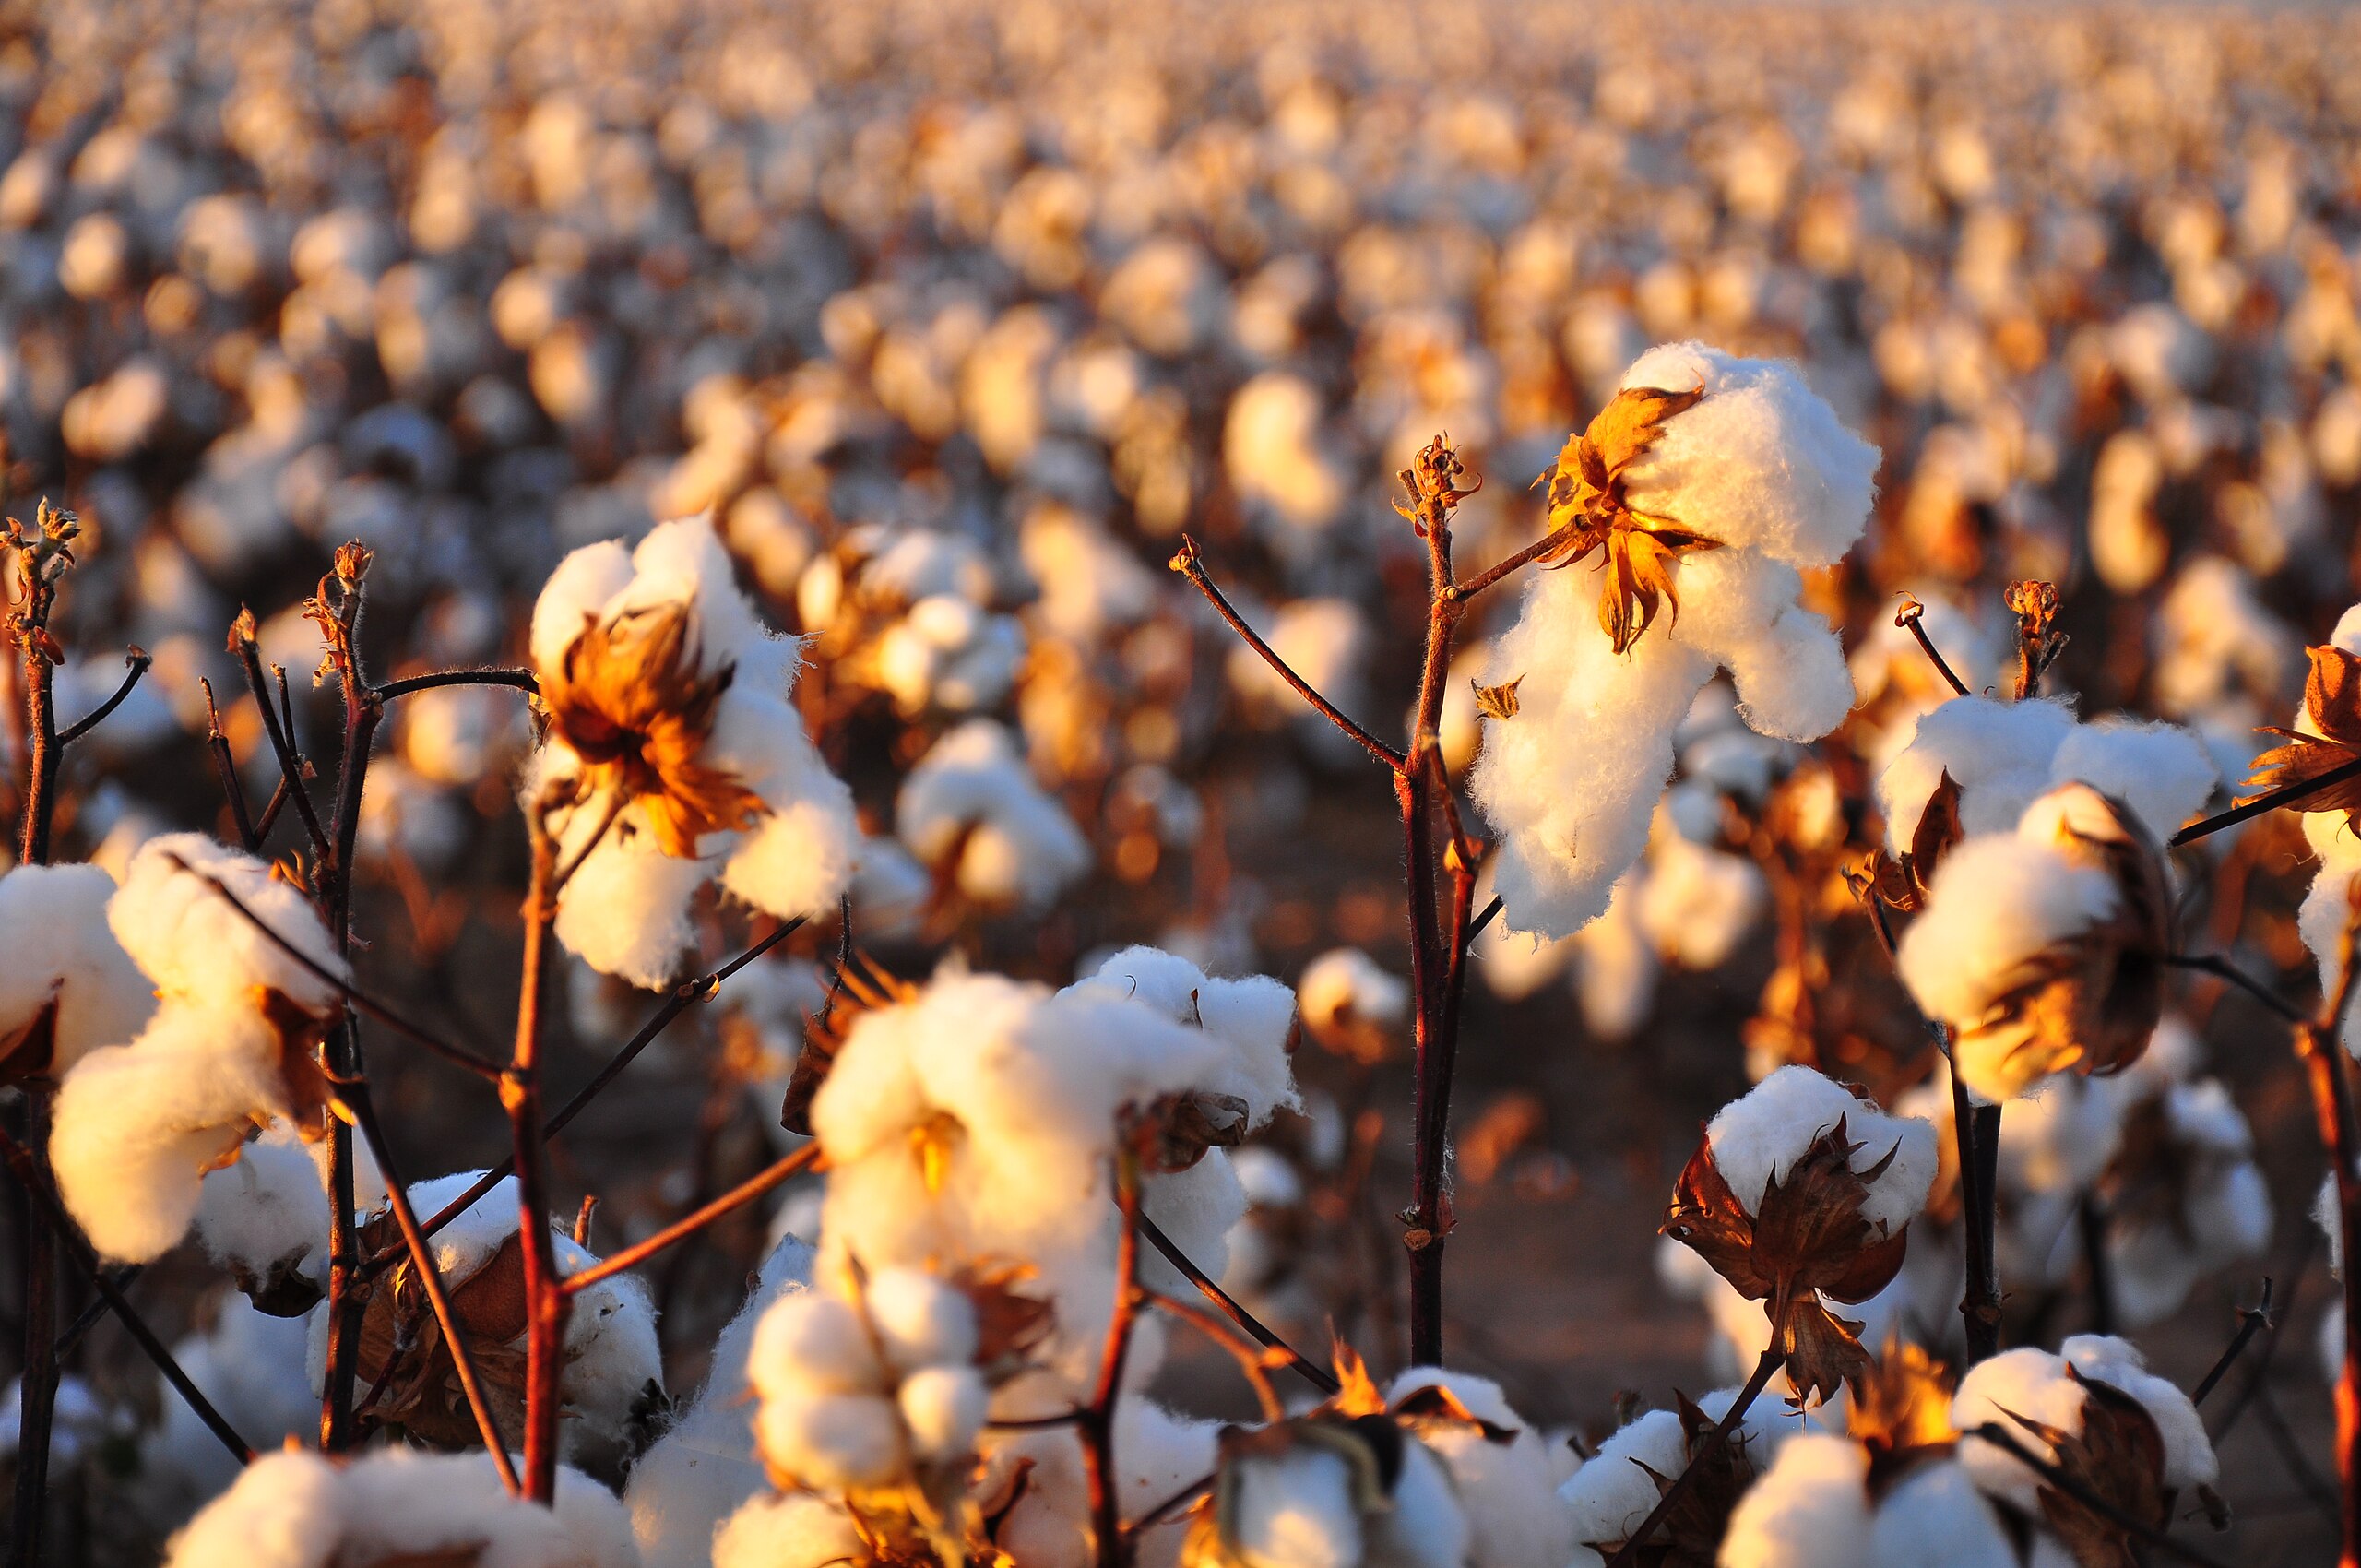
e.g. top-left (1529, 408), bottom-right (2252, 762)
top-left (1906, 772), bottom-right (1966, 896)
top-left (2241, 645), bottom-right (2361, 830)
top-left (1472, 677), bottom-right (1524, 720)
top-left (1537, 386), bottom-right (1721, 655)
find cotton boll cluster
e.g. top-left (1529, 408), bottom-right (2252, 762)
top-left (52, 835), bottom-right (350, 1264)
top-left (162, 1446), bottom-right (636, 1568)
top-left (1384, 1370), bottom-right (1577, 1568)
top-left (896, 719), bottom-right (1092, 911)
top-left (1471, 343), bottom-right (1875, 941)
top-left (528, 516), bottom-right (860, 989)
top-left (1562, 1386), bottom-right (1805, 1566)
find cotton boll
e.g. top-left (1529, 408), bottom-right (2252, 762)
top-left (1717, 1432), bottom-right (1871, 1568)
top-left (863, 1267), bottom-right (980, 1372)
top-left (754, 1389), bottom-right (907, 1490)
top-left (1876, 696), bottom-right (2078, 854)
top-left (2057, 1335), bottom-right (2217, 1491)
top-left (713, 1492), bottom-right (867, 1568)
top-left (195, 1123), bottom-right (329, 1298)
top-left (1866, 1458), bottom-right (2020, 1568)
top-left (1064, 945), bottom-right (1301, 1123)
top-left (1226, 373), bottom-right (1351, 537)
top-left (1228, 1444), bottom-right (1365, 1568)
top-left (1387, 1370), bottom-right (1574, 1568)
top-left (1704, 1066), bottom-right (1936, 1232)
top-left (1637, 831), bottom-right (1765, 970)
top-left (0, 862), bottom-right (154, 1075)
top-left (548, 823), bottom-right (708, 990)
top-left (1561, 1408), bottom-right (1690, 1553)
top-left (897, 719), bottom-right (1091, 911)
top-left (748, 1291), bottom-right (886, 1398)
top-left (2045, 719), bottom-right (2216, 844)
top-left (109, 834), bottom-right (347, 1016)
top-left (898, 1365), bottom-right (989, 1460)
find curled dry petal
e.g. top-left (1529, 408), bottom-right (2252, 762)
top-left (2242, 643), bottom-right (2361, 830)
top-left (1536, 384), bottom-right (1721, 656)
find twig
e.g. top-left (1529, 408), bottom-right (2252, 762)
top-left (1136, 1212), bottom-right (1337, 1395)
top-left (2164, 952), bottom-right (2309, 1024)
top-left (1124, 1470), bottom-right (1216, 1539)
top-left (335, 1082), bottom-right (522, 1492)
top-left (2193, 1279), bottom-right (2276, 1406)
top-left (230, 612), bottom-right (332, 862)
top-left (199, 679), bottom-right (259, 851)
top-left (160, 851), bottom-right (505, 1078)
top-left (2079, 1194), bottom-right (2115, 1336)
top-left (1444, 519), bottom-right (1580, 602)
top-left (1082, 1152), bottom-right (1145, 1568)
top-left (1465, 894), bottom-right (1504, 951)
top-left (512, 795), bottom-right (569, 1503)
top-left (2172, 754), bottom-right (2361, 849)
top-left (0, 1123), bottom-right (254, 1466)
top-left (1964, 1422), bottom-right (2231, 1568)
top-left (1145, 1292), bottom-right (1286, 1422)
top-left (1603, 1347), bottom-right (1782, 1568)
top-left (559, 1143), bottom-right (820, 1295)
top-left (55, 1266), bottom-right (136, 1358)
top-left (53, 648), bottom-right (151, 745)
top-left (1168, 536), bottom-right (1405, 771)
top-left (1893, 596), bottom-right (1971, 696)
top-left (372, 667), bottom-right (539, 702)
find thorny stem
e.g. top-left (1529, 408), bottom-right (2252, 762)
top-left (2301, 878), bottom-right (2361, 1568)
top-left (2191, 1277), bottom-right (2275, 1406)
top-left (559, 1143), bottom-right (820, 1295)
top-left (512, 795), bottom-right (569, 1503)
top-left (1136, 1212), bottom-right (1338, 1395)
top-left (336, 1082), bottom-right (521, 1492)
top-left (1083, 1150), bottom-right (1145, 1568)
top-left (1964, 1422), bottom-right (2233, 1568)
top-left (389, 917), bottom-right (809, 1265)
top-left (1167, 537), bottom-right (1405, 771)
top-left (1603, 1346), bottom-right (1782, 1568)
top-left (0, 1123), bottom-right (254, 1467)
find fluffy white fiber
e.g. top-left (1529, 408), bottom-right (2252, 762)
top-left (531, 516), bottom-right (859, 989)
top-left (1704, 1065), bottom-right (1936, 1233)
top-left (1864, 1458), bottom-right (2023, 1568)
top-left (712, 1491), bottom-right (866, 1568)
top-left (194, 1123), bottom-right (330, 1289)
top-left (1471, 342), bottom-right (1875, 941)
top-left (0, 861), bottom-right (153, 1075)
top-left (896, 718), bottom-right (1092, 910)
top-left (161, 1447), bottom-right (635, 1568)
top-left (111, 834), bottom-right (347, 1016)
top-left (1953, 1336), bottom-right (2215, 1512)
top-left (1386, 1369), bottom-right (1575, 1568)
top-left (1297, 947), bottom-right (1409, 1043)
top-left (1716, 1432), bottom-right (1870, 1568)
top-left (1892, 830), bottom-right (2117, 1036)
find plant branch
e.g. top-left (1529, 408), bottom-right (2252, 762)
top-left (1894, 595), bottom-right (1971, 696)
top-left (1167, 536), bottom-right (1405, 771)
top-left (231, 613), bottom-right (332, 862)
top-left (1082, 1151), bottom-right (1145, 1568)
top-left (1603, 1346), bottom-right (1782, 1568)
top-left (2172, 754), bottom-right (2361, 849)
top-left (53, 647), bottom-right (152, 745)
top-left (2165, 952), bottom-right (2308, 1024)
top-left (1444, 518), bottom-right (1578, 603)
top-left (560, 1143), bottom-right (820, 1295)
top-left (372, 667), bottom-right (539, 702)
top-left (1145, 1292), bottom-right (1286, 1422)
top-left (512, 797), bottom-right (568, 1503)
top-left (1135, 1212), bottom-right (1337, 1395)
top-left (199, 679), bottom-right (260, 851)
top-left (2192, 1278), bottom-right (2274, 1406)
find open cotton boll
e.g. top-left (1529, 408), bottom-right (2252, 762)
top-left (897, 719), bottom-right (1092, 911)
top-left (1562, 1408), bottom-right (1689, 1559)
top-left (748, 1290), bottom-right (886, 1396)
top-left (196, 1123), bottom-right (330, 1294)
top-left (1704, 1066), bottom-right (1936, 1232)
top-left (162, 1446), bottom-right (636, 1568)
top-left (2045, 719), bottom-right (2216, 844)
top-left (110, 834), bottom-right (347, 1015)
top-left (2057, 1336), bottom-right (2217, 1491)
top-left (53, 1005), bottom-right (300, 1264)
top-left (1875, 696), bottom-right (2077, 854)
top-left (1716, 1432), bottom-right (1871, 1568)
top-left (1893, 834), bottom-right (2118, 1051)
top-left (1952, 1348), bottom-right (2087, 1512)
top-left (628, 1237), bottom-right (815, 1568)
top-left (1387, 1370), bottom-right (1575, 1568)
top-left (1299, 948), bottom-right (1408, 1051)
top-left (897, 1364), bottom-right (990, 1461)
top-left (713, 1492), bottom-right (868, 1568)
top-left (0, 862), bottom-right (154, 1075)
top-left (1614, 341), bottom-right (1882, 567)
top-left (1636, 828), bottom-right (1765, 970)
top-left (754, 1387), bottom-right (907, 1489)
top-left (1228, 1445), bottom-right (1365, 1568)
top-left (1062, 945), bottom-right (1301, 1123)
top-left (1866, 1458), bottom-right (2022, 1568)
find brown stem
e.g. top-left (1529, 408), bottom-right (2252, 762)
top-left (1603, 1347), bottom-right (1782, 1568)
top-left (12, 535), bottom-right (61, 1565)
top-left (1444, 518), bottom-right (1580, 602)
top-left (1167, 536), bottom-right (1406, 772)
top-left (559, 1143), bottom-right (820, 1295)
top-left (372, 667), bottom-right (539, 702)
top-left (2304, 882), bottom-right (2361, 1568)
top-left (1135, 1212), bottom-right (1336, 1396)
top-left (2165, 952), bottom-right (2308, 1024)
top-left (511, 808), bottom-right (567, 1503)
top-left (199, 678), bottom-right (260, 851)
top-left (53, 647), bottom-right (151, 746)
top-left (336, 1083), bottom-right (521, 1492)
top-left (1894, 596), bottom-right (1971, 697)
top-left (2173, 754), bottom-right (2361, 849)
top-left (1083, 1151), bottom-right (1145, 1568)
top-left (1145, 1292), bottom-right (1286, 1422)
top-left (231, 618), bottom-right (332, 862)
top-left (2191, 1277), bottom-right (2273, 1406)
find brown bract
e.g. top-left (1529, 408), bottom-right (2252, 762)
top-left (1587, 1392), bottom-right (1763, 1568)
top-left (1964, 788), bottom-right (2170, 1090)
top-left (1661, 1116), bottom-right (1909, 1404)
top-left (2001, 1372), bottom-right (2169, 1568)
top-left (2243, 643), bottom-right (2361, 832)
top-left (540, 601), bottom-right (767, 858)
top-left (1536, 385), bottom-right (1717, 655)
top-left (1869, 770), bottom-right (1964, 913)
top-left (352, 1225), bottom-right (532, 1449)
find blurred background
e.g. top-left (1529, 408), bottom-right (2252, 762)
top-left (0, 0), bottom-right (2356, 1560)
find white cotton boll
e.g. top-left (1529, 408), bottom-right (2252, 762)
top-left (898, 1365), bottom-right (989, 1461)
top-left (2057, 1335), bottom-right (2217, 1491)
top-left (897, 719), bottom-right (1091, 911)
top-left (1867, 1458), bottom-right (2020, 1568)
top-left (2046, 720), bottom-right (2216, 844)
top-left (748, 1291), bottom-right (885, 1397)
top-left (1299, 948), bottom-right (1409, 1039)
top-left (1229, 1445), bottom-right (1366, 1568)
top-left (1876, 696), bottom-right (2078, 854)
top-left (628, 1237), bottom-right (815, 1568)
top-left (550, 826), bottom-right (708, 991)
top-left (1705, 1066), bottom-right (1936, 1232)
top-left (1952, 1348), bottom-right (2094, 1511)
top-left (1893, 834), bottom-right (2118, 1047)
top-left (754, 1389), bottom-right (906, 1489)
top-left (864, 1267), bottom-right (980, 1372)
top-left (53, 1006), bottom-right (291, 1264)
top-left (1064, 945), bottom-right (1301, 1123)
top-left (109, 834), bottom-right (347, 1015)
top-left (1141, 1150), bottom-right (1248, 1293)
top-left (554, 1246), bottom-right (664, 1461)
top-left (159, 1446), bottom-right (343, 1568)
top-left (713, 1492), bottom-right (867, 1568)
top-left (530, 540), bottom-right (637, 671)
top-left (713, 729), bottom-right (862, 924)
top-left (196, 1123), bottom-right (328, 1287)
top-left (1638, 832), bottom-right (1765, 970)
top-left (0, 862), bottom-right (154, 1074)
top-left (1616, 342), bottom-right (1881, 568)
top-left (1716, 1432), bottom-right (1871, 1568)
top-left (1370, 1438), bottom-right (1470, 1568)
top-left (1560, 1408), bottom-right (1689, 1553)
top-left (1388, 1370), bottom-right (1574, 1568)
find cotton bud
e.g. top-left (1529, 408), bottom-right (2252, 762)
top-left (1661, 1066), bottom-right (1936, 1402)
top-left (1897, 784), bottom-right (2173, 1102)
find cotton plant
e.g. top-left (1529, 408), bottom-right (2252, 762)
top-left (1469, 341), bottom-right (1880, 941)
top-left (50, 834), bottom-right (350, 1265)
top-left (1562, 1384), bottom-right (1810, 1567)
top-left (526, 514), bottom-right (860, 989)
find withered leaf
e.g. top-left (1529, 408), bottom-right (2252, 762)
top-left (1590, 1391), bottom-right (1760, 1567)
top-left (1907, 771), bottom-right (1966, 897)
top-left (1537, 386), bottom-right (1721, 656)
top-left (1390, 1382), bottom-right (1518, 1445)
top-left (2241, 644), bottom-right (2361, 832)
top-left (542, 602), bottom-right (769, 859)
top-left (1139, 1092), bottom-right (1252, 1173)
top-left (1472, 677), bottom-right (1524, 720)
top-left (354, 1225), bottom-right (532, 1449)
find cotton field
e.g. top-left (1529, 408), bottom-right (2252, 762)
top-left (2, 0), bottom-right (2361, 1563)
